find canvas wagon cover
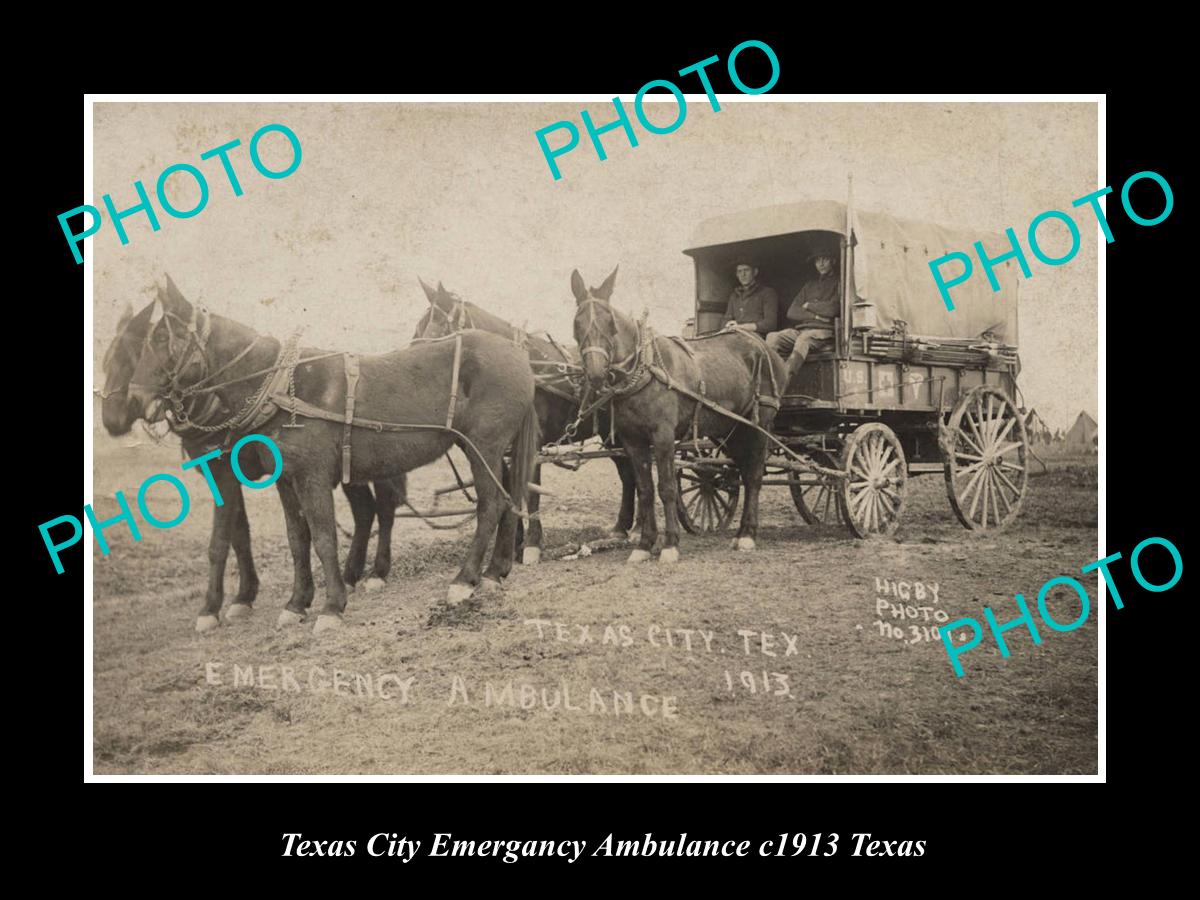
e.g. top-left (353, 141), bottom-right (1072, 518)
top-left (685, 201), bottom-right (1020, 345)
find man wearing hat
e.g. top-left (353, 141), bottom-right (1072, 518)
top-left (723, 258), bottom-right (778, 336)
top-left (767, 245), bottom-right (840, 385)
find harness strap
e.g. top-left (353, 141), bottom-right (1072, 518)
top-left (341, 353), bottom-right (360, 484)
top-left (269, 391), bottom-right (530, 518)
top-left (446, 334), bottom-right (463, 429)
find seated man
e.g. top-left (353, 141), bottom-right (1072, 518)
top-left (766, 246), bottom-right (839, 385)
top-left (723, 258), bottom-right (778, 337)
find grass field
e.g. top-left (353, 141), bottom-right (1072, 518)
top-left (91, 432), bottom-right (1098, 775)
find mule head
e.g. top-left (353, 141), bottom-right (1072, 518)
top-left (126, 275), bottom-right (205, 423)
top-left (414, 278), bottom-right (472, 340)
top-left (570, 266), bottom-right (622, 389)
top-left (99, 300), bottom-right (151, 435)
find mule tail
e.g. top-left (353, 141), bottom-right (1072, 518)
top-left (510, 404), bottom-right (541, 517)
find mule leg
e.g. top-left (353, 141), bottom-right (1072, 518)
top-left (623, 439), bottom-right (657, 563)
top-left (612, 455), bottom-right (637, 539)
top-left (341, 483), bottom-right (375, 590)
top-left (728, 429), bottom-right (769, 552)
top-left (484, 464), bottom-right (519, 587)
top-left (294, 477), bottom-right (349, 634)
top-left (448, 450), bottom-right (506, 604)
top-left (276, 477), bottom-right (315, 627)
top-left (364, 478), bottom-right (397, 590)
top-left (225, 480), bottom-right (259, 620)
top-left (195, 475), bottom-right (238, 633)
top-left (521, 462), bottom-right (543, 564)
top-left (653, 428), bottom-right (683, 564)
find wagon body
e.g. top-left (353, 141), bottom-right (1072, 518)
top-left (676, 200), bottom-right (1030, 536)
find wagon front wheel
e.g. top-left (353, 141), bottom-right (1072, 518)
top-left (838, 423), bottom-right (907, 538)
top-left (942, 385), bottom-right (1029, 530)
top-left (676, 449), bottom-right (740, 534)
top-left (788, 450), bottom-right (844, 526)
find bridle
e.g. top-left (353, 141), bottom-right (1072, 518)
top-left (416, 293), bottom-right (476, 340)
top-left (127, 299), bottom-right (276, 431)
top-left (573, 296), bottom-right (651, 395)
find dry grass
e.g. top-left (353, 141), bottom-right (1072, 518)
top-left (91, 440), bottom-right (1097, 774)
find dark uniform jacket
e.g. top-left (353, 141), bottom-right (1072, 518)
top-left (724, 282), bottom-right (778, 335)
top-left (785, 272), bottom-right (840, 328)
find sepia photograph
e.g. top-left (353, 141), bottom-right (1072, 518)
top-left (86, 97), bottom-right (1099, 775)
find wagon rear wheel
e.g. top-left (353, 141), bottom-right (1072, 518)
top-left (838, 423), bottom-right (907, 538)
top-left (788, 450), bottom-right (844, 525)
top-left (676, 448), bottom-right (740, 534)
top-left (942, 385), bottom-right (1028, 530)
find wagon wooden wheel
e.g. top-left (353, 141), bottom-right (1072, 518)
top-left (837, 423), bottom-right (907, 538)
top-left (942, 384), bottom-right (1028, 530)
top-left (788, 449), bottom-right (844, 526)
top-left (676, 446), bottom-right (740, 534)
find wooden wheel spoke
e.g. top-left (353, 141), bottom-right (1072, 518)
top-left (957, 429), bottom-right (986, 456)
top-left (993, 440), bottom-right (1025, 457)
top-left (955, 460), bottom-right (987, 478)
top-left (993, 465), bottom-right (1022, 498)
top-left (966, 465), bottom-right (986, 518)
top-left (988, 471), bottom-right (1001, 525)
top-left (966, 411), bottom-right (988, 454)
top-left (954, 451), bottom-right (985, 462)
top-left (993, 415), bottom-right (1017, 447)
top-left (877, 489), bottom-right (897, 518)
top-left (993, 472), bottom-right (1014, 514)
top-left (821, 488), bottom-right (836, 522)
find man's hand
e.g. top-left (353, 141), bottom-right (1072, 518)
top-left (724, 320), bottom-right (739, 330)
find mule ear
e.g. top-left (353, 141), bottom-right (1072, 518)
top-left (115, 301), bottom-right (134, 332)
top-left (149, 295), bottom-right (164, 325)
top-left (417, 277), bottom-right (437, 303)
top-left (596, 265), bottom-right (619, 301)
top-left (570, 269), bottom-right (588, 304)
top-left (163, 273), bottom-right (188, 310)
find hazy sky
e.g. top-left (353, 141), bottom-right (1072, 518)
top-left (92, 100), bottom-right (1097, 434)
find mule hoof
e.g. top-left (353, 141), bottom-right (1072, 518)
top-left (736, 537), bottom-right (756, 552)
top-left (363, 577), bottom-right (386, 592)
top-left (627, 549), bottom-right (651, 564)
top-left (225, 603), bottom-right (253, 621)
top-left (521, 547), bottom-right (542, 565)
top-left (609, 527), bottom-right (629, 540)
top-left (446, 582), bottom-right (475, 605)
top-left (277, 609), bottom-right (305, 628)
top-left (314, 614), bottom-right (343, 635)
top-left (479, 576), bottom-right (503, 594)
top-left (195, 615), bottom-right (220, 633)
top-left (659, 547), bottom-right (680, 565)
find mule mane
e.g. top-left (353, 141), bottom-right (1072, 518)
top-left (441, 291), bottom-right (575, 364)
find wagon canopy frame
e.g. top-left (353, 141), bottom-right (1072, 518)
top-left (684, 199), bottom-right (1021, 348)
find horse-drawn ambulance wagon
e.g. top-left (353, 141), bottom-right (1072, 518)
top-left (676, 200), bottom-right (1029, 538)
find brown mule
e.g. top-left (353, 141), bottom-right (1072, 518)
top-left (570, 267), bottom-right (785, 564)
top-left (413, 278), bottom-right (641, 560)
top-left (100, 286), bottom-right (405, 633)
top-left (124, 281), bottom-right (539, 631)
